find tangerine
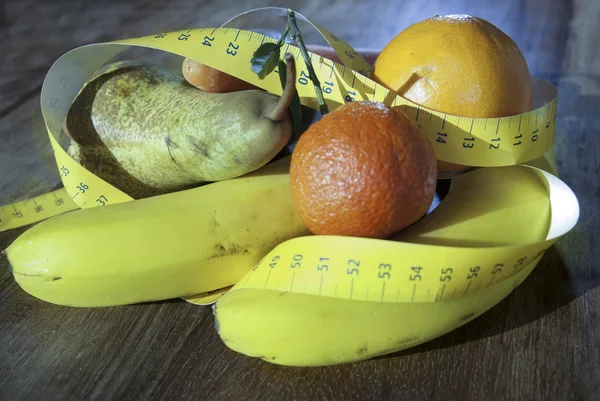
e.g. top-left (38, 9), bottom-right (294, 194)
top-left (290, 101), bottom-right (437, 239)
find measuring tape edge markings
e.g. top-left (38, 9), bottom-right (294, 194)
top-left (114, 28), bottom-right (558, 154)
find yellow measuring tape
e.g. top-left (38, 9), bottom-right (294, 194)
top-left (0, 8), bottom-right (578, 306)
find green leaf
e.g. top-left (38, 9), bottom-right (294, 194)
top-left (251, 43), bottom-right (281, 79)
top-left (278, 59), bottom-right (302, 139)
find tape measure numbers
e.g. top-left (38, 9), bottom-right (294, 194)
top-left (0, 188), bottom-right (78, 232)
top-left (236, 238), bottom-right (547, 303)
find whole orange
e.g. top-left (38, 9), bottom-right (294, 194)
top-left (371, 15), bottom-right (533, 173)
top-left (290, 101), bottom-right (437, 239)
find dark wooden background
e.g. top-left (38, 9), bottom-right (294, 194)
top-left (1, 0), bottom-right (599, 399)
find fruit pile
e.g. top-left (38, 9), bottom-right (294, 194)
top-left (6, 11), bottom-right (547, 366)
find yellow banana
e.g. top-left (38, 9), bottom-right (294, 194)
top-left (214, 258), bottom-right (538, 366)
top-left (5, 156), bottom-right (309, 307)
top-left (213, 158), bottom-right (578, 366)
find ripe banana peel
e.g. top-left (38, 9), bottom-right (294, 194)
top-left (5, 156), bottom-right (309, 307)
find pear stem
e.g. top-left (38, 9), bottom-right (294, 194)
top-left (266, 54), bottom-right (297, 122)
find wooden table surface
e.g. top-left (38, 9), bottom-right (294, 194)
top-left (1, 0), bottom-right (599, 399)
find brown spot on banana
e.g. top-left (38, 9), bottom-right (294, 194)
top-left (395, 336), bottom-right (420, 346)
top-left (207, 243), bottom-right (253, 260)
top-left (357, 344), bottom-right (369, 355)
top-left (459, 312), bottom-right (476, 322)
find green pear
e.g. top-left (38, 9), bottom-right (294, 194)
top-left (65, 56), bottom-right (297, 198)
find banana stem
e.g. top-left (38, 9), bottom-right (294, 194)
top-left (266, 54), bottom-right (297, 122)
top-left (287, 9), bottom-right (329, 115)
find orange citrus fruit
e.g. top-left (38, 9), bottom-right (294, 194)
top-left (371, 14), bottom-right (533, 173)
top-left (290, 101), bottom-right (437, 239)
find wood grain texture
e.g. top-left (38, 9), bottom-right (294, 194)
top-left (1, 0), bottom-right (599, 400)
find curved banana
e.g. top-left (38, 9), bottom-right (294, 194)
top-left (213, 157), bottom-right (578, 366)
top-left (214, 257), bottom-right (538, 366)
top-left (6, 157), bottom-right (309, 307)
